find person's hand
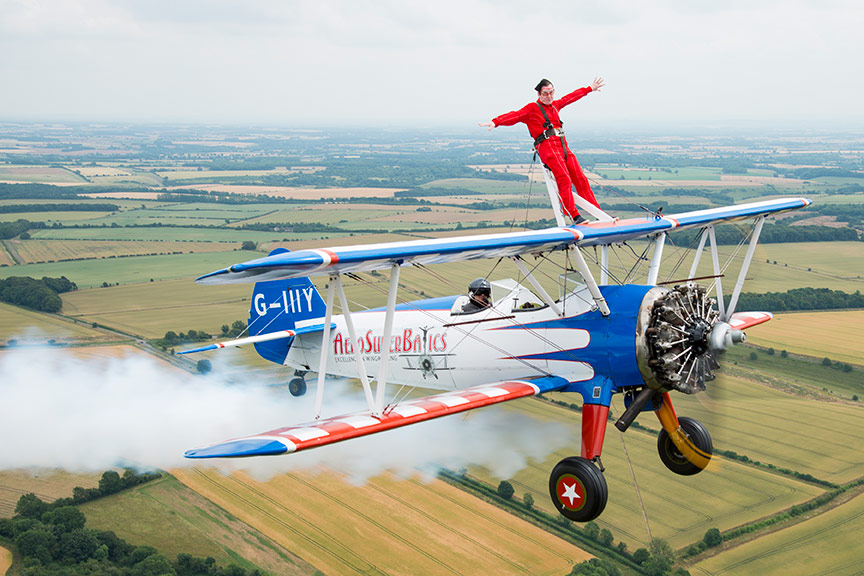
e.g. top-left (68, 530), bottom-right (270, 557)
top-left (478, 121), bottom-right (495, 131)
top-left (590, 77), bottom-right (605, 92)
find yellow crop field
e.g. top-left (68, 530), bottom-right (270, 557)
top-left (691, 491), bottom-right (864, 576)
top-left (469, 398), bottom-right (824, 551)
top-left (745, 310), bottom-right (864, 366)
top-left (80, 475), bottom-right (313, 575)
top-left (9, 239), bottom-right (235, 264)
top-left (0, 244), bottom-right (13, 266)
top-left (0, 302), bottom-right (122, 344)
top-left (671, 372), bottom-right (864, 485)
top-left (0, 546), bottom-right (10, 576)
top-left (0, 469), bottom-right (102, 518)
top-left (174, 467), bottom-right (593, 576)
top-left (62, 279), bottom-right (250, 338)
top-left (0, 166), bottom-right (85, 184)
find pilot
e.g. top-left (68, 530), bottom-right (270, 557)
top-left (461, 278), bottom-right (492, 314)
top-left (479, 78), bottom-right (604, 225)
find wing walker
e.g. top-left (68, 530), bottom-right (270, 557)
top-left (181, 169), bottom-right (811, 522)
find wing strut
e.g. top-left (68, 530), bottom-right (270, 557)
top-left (723, 216), bottom-right (765, 321)
top-left (688, 228), bottom-right (710, 279)
top-left (511, 256), bottom-right (563, 317)
top-left (569, 246), bottom-right (611, 316)
top-left (334, 275), bottom-right (379, 417)
top-left (600, 245), bottom-right (609, 285)
top-left (707, 226), bottom-right (726, 319)
top-left (314, 277), bottom-right (336, 420)
top-left (374, 263), bottom-right (400, 413)
top-left (646, 233), bottom-right (667, 285)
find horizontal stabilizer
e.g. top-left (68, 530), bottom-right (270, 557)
top-left (178, 322), bottom-right (335, 355)
top-left (184, 375), bottom-right (570, 458)
top-left (727, 311), bottom-right (773, 330)
top-left (196, 198), bottom-right (811, 284)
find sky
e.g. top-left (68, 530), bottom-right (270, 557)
top-left (0, 0), bottom-right (862, 130)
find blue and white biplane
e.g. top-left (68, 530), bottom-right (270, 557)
top-left (181, 176), bottom-right (811, 522)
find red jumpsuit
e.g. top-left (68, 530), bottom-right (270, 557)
top-left (492, 86), bottom-right (600, 219)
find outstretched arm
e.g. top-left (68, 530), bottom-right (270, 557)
top-left (556, 77), bottom-right (606, 109)
top-left (478, 121), bottom-right (495, 131)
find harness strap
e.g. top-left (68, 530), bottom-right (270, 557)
top-left (534, 102), bottom-right (568, 161)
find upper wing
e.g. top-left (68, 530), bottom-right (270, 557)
top-left (185, 375), bottom-right (569, 458)
top-left (196, 198), bottom-right (811, 284)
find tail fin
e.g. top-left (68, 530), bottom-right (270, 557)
top-left (249, 249), bottom-right (326, 365)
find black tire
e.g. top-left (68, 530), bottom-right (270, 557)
top-left (548, 457), bottom-right (608, 522)
top-left (288, 377), bottom-right (307, 397)
top-left (657, 416), bottom-right (713, 476)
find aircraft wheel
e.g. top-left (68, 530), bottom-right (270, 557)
top-left (657, 416), bottom-right (713, 476)
top-left (548, 457), bottom-right (608, 522)
top-left (288, 377), bottom-right (307, 397)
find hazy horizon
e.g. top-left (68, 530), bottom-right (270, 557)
top-left (1, 1), bottom-right (862, 130)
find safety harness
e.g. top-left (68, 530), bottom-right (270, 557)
top-left (533, 102), bottom-right (568, 161)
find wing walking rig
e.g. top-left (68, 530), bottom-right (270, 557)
top-left (183, 193), bottom-right (811, 522)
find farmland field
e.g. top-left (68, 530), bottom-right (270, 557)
top-left (29, 226), bottom-right (344, 243)
top-left (174, 467), bottom-right (593, 576)
top-left (744, 310), bottom-right (864, 367)
top-left (691, 490), bottom-right (864, 576)
top-left (469, 397), bottom-right (825, 551)
top-left (0, 211), bottom-right (118, 223)
top-left (6, 238), bottom-right (236, 264)
top-left (0, 469), bottom-right (102, 518)
top-left (671, 373), bottom-right (864, 485)
top-left (0, 545), bottom-right (9, 576)
top-left (0, 302), bottom-right (123, 344)
top-left (0, 166), bottom-right (86, 184)
top-left (0, 251), bottom-right (264, 289)
top-left (80, 475), bottom-right (314, 575)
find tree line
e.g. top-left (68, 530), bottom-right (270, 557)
top-left (0, 471), bottom-right (264, 576)
top-left (0, 276), bottom-right (77, 313)
top-left (733, 287), bottom-right (864, 312)
top-left (0, 203), bottom-right (119, 213)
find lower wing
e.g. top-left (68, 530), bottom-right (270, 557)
top-left (185, 375), bottom-right (569, 458)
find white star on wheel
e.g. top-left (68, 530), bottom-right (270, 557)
top-left (561, 482), bottom-right (582, 506)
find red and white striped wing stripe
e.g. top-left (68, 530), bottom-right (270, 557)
top-left (185, 375), bottom-right (569, 458)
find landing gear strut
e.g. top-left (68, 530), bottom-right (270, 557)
top-left (548, 457), bottom-right (608, 522)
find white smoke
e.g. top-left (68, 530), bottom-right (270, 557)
top-left (0, 346), bottom-right (572, 482)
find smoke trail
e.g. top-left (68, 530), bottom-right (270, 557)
top-left (0, 346), bottom-right (572, 482)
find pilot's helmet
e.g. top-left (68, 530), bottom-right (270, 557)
top-left (468, 278), bottom-right (491, 298)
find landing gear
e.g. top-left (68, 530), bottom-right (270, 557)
top-left (548, 457), bottom-right (608, 522)
top-left (657, 416), bottom-right (713, 476)
top-left (288, 376), bottom-right (307, 397)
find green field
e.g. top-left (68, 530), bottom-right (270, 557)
top-left (5, 238), bottom-right (235, 264)
top-left (593, 165), bottom-right (723, 181)
top-left (691, 490), bottom-right (864, 576)
top-left (0, 166), bottom-right (86, 184)
top-left (0, 210), bottom-right (117, 223)
top-left (422, 178), bottom-right (530, 194)
top-left (724, 346), bottom-right (864, 400)
top-left (0, 251), bottom-right (260, 289)
top-left (79, 475), bottom-right (313, 575)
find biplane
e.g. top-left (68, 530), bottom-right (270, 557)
top-left (181, 169), bottom-right (812, 522)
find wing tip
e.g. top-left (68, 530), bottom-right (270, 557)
top-left (184, 438), bottom-right (292, 458)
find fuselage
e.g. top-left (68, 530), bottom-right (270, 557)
top-left (282, 280), bottom-right (656, 400)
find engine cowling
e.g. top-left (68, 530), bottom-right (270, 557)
top-left (636, 283), bottom-right (737, 394)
